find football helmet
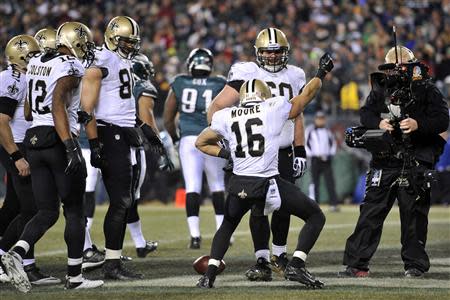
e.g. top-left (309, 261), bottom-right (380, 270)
top-left (384, 45), bottom-right (416, 65)
top-left (187, 48), bottom-right (213, 77)
top-left (104, 16), bottom-right (140, 59)
top-left (254, 28), bottom-right (290, 73)
top-left (34, 27), bottom-right (57, 53)
top-left (239, 79), bottom-right (271, 106)
top-left (132, 53), bottom-right (155, 80)
top-left (56, 22), bottom-right (95, 65)
top-left (5, 35), bottom-right (40, 71)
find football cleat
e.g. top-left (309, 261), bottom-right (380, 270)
top-left (270, 253), bottom-right (289, 274)
top-left (189, 237), bottom-right (201, 249)
top-left (136, 241), bottom-right (158, 258)
top-left (337, 266), bottom-right (370, 278)
top-left (0, 260), bottom-right (10, 283)
top-left (82, 244), bottom-right (105, 271)
top-left (103, 259), bottom-right (143, 280)
top-left (404, 268), bottom-right (424, 278)
top-left (1, 250), bottom-right (31, 293)
top-left (64, 275), bottom-right (104, 289)
top-left (121, 255), bottom-right (133, 261)
top-left (245, 257), bottom-right (272, 281)
top-left (24, 263), bottom-right (61, 285)
top-left (196, 274), bottom-right (214, 288)
top-left (284, 264), bottom-right (324, 289)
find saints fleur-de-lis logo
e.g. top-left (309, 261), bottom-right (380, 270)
top-left (15, 39), bottom-right (28, 50)
top-left (36, 34), bottom-right (46, 43)
top-left (238, 189), bottom-right (247, 199)
top-left (7, 81), bottom-right (19, 95)
top-left (67, 61), bottom-right (79, 76)
top-left (74, 25), bottom-right (87, 38)
top-left (110, 21), bottom-right (119, 31)
top-left (30, 135), bottom-right (38, 145)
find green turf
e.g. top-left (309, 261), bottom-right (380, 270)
top-left (1, 204), bottom-right (449, 300)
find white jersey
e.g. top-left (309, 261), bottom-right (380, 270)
top-left (27, 53), bottom-right (84, 134)
top-left (0, 67), bottom-right (29, 143)
top-left (91, 47), bottom-right (135, 127)
top-left (211, 96), bottom-right (291, 177)
top-left (227, 61), bottom-right (306, 148)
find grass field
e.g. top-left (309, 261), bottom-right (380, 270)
top-left (0, 204), bottom-right (449, 300)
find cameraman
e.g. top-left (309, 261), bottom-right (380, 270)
top-left (340, 46), bottom-right (449, 278)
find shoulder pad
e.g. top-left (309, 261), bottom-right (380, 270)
top-left (228, 62), bottom-right (259, 81)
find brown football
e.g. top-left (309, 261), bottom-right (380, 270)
top-left (193, 255), bottom-right (226, 275)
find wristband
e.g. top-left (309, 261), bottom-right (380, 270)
top-left (218, 148), bottom-right (231, 160)
top-left (294, 145), bottom-right (306, 158)
top-left (10, 150), bottom-right (23, 162)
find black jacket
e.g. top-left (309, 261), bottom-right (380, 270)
top-left (360, 80), bottom-right (449, 165)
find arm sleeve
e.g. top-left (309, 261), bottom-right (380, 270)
top-left (0, 97), bottom-right (18, 118)
top-left (415, 85), bottom-right (450, 136)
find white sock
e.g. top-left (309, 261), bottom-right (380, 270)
top-left (293, 251), bottom-right (307, 262)
top-left (272, 244), bottom-right (287, 256)
top-left (255, 249), bottom-right (270, 261)
top-left (187, 216), bottom-right (200, 238)
top-left (15, 240), bottom-right (30, 254)
top-left (105, 249), bottom-right (122, 260)
top-left (215, 215), bottom-right (224, 230)
top-left (83, 227), bottom-right (93, 251)
top-left (22, 259), bottom-right (35, 267)
top-left (86, 217), bottom-right (93, 231)
top-left (127, 220), bottom-right (146, 248)
top-left (68, 257), bottom-right (83, 266)
top-left (68, 274), bottom-right (83, 282)
top-left (0, 249), bottom-right (5, 255)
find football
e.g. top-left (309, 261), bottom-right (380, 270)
top-left (193, 255), bottom-right (226, 275)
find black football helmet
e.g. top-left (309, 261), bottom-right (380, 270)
top-left (132, 53), bottom-right (155, 80)
top-left (187, 48), bottom-right (213, 77)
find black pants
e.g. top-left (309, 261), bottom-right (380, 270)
top-left (343, 165), bottom-right (431, 272)
top-left (249, 147), bottom-right (295, 252)
top-left (98, 126), bottom-right (135, 251)
top-left (0, 172), bottom-right (20, 236)
top-left (212, 175), bottom-right (325, 261)
top-left (311, 157), bottom-right (337, 205)
top-left (21, 140), bottom-right (86, 259)
top-left (0, 145), bottom-right (36, 259)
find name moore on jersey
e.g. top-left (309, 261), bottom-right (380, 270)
top-left (171, 74), bottom-right (226, 137)
top-left (0, 67), bottom-right (29, 143)
top-left (227, 61), bottom-right (305, 148)
top-left (210, 96), bottom-right (292, 177)
top-left (27, 53), bottom-right (84, 134)
top-left (91, 46), bottom-right (136, 127)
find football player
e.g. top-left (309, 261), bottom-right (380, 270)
top-left (0, 34), bottom-right (60, 286)
top-left (1, 22), bottom-right (104, 292)
top-left (207, 28), bottom-right (308, 280)
top-left (195, 53), bottom-right (333, 288)
top-left (164, 48), bottom-right (226, 249)
top-left (80, 16), bottom-right (158, 280)
top-left (34, 27), bottom-right (57, 53)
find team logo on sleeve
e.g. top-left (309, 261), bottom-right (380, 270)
top-left (7, 81), bottom-right (19, 95)
top-left (67, 61), bottom-right (80, 76)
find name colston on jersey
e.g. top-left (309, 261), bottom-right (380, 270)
top-left (231, 105), bottom-right (261, 118)
top-left (28, 65), bottom-right (52, 77)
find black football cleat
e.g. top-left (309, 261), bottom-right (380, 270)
top-left (284, 264), bottom-right (324, 289)
top-left (189, 237), bottom-right (201, 249)
top-left (196, 274), bottom-right (214, 288)
top-left (24, 263), bottom-right (61, 285)
top-left (136, 241), bottom-right (158, 258)
top-left (245, 258), bottom-right (272, 281)
top-left (270, 253), bottom-right (289, 274)
top-left (404, 268), bottom-right (424, 278)
top-left (103, 259), bottom-right (143, 280)
top-left (82, 245), bottom-right (105, 271)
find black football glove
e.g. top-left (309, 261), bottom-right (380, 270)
top-left (140, 122), bottom-right (164, 154)
top-left (158, 149), bottom-right (174, 171)
top-left (77, 110), bottom-right (93, 125)
top-left (315, 52), bottom-right (334, 80)
top-left (63, 139), bottom-right (85, 175)
top-left (88, 138), bottom-right (107, 169)
top-left (222, 156), bottom-right (233, 172)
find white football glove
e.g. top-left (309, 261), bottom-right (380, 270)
top-left (293, 157), bottom-right (307, 179)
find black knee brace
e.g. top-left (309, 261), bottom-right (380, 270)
top-left (186, 192), bottom-right (201, 217)
top-left (211, 191), bottom-right (225, 215)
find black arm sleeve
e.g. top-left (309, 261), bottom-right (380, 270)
top-left (360, 91), bottom-right (386, 129)
top-left (227, 80), bottom-right (245, 93)
top-left (415, 85), bottom-right (449, 136)
top-left (0, 97), bottom-right (18, 118)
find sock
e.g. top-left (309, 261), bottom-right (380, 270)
top-left (272, 244), bottom-right (287, 256)
top-left (22, 259), bottom-right (35, 267)
top-left (105, 248), bottom-right (122, 260)
top-left (13, 240), bottom-right (30, 258)
top-left (83, 227), bottom-right (93, 251)
top-left (255, 249), bottom-right (270, 261)
top-left (67, 257), bottom-right (82, 277)
top-left (127, 220), bottom-right (146, 248)
top-left (187, 216), bottom-right (200, 238)
top-left (86, 217), bottom-right (93, 231)
top-left (291, 251), bottom-right (307, 268)
top-left (215, 215), bottom-right (224, 230)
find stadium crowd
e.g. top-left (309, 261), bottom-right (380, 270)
top-left (0, 0), bottom-right (449, 116)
